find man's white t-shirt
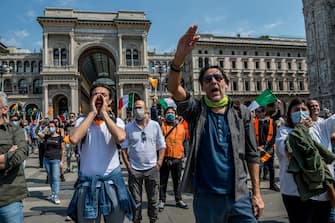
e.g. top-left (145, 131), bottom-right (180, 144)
top-left (75, 116), bottom-right (125, 176)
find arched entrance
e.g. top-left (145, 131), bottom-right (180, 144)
top-left (78, 47), bottom-right (117, 114)
top-left (52, 95), bottom-right (68, 117)
top-left (25, 103), bottom-right (39, 122)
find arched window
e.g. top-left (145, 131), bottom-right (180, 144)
top-left (126, 49), bottom-right (132, 66)
top-left (204, 57), bottom-right (209, 67)
top-left (53, 49), bottom-right (60, 66)
top-left (198, 57), bottom-right (203, 68)
top-left (61, 48), bottom-right (67, 66)
top-left (3, 79), bottom-right (12, 92)
top-left (39, 61), bottom-right (42, 72)
top-left (133, 49), bottom-right (139, 66)
top-left (33, 79), bottom-right (43, 94)
top-left (31, 61), bottom-right (38, 73)
top-left (18, 79), bottom-right (28, 94)
top-left (17, 61), bottom-right (23, 73)
top-left (9, 61), bottom-right (15, 71)
top-left (24, 61), bottom-right (30, 73)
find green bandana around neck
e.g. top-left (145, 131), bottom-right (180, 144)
top-left (204, 95), bottom-right (229, 108)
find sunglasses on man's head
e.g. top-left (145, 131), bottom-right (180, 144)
top-left (202, 73), bottom-right (224, 83)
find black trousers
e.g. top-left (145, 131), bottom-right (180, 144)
top-left (38, 142), bottom-right (45, 168)
top-left (282, 194), bottom-right (331, 223)
top-left (159, 157), bottom-right (182, 203)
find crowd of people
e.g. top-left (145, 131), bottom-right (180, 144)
top-left (1, 24), bottom-right (335, 223)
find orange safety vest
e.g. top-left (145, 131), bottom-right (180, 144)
top-left (161, 122), bottom-right (186, 159)
top-left (253, 118), bottom-right (274, 145)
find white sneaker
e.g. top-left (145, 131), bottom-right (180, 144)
top-left (53, 196), bottom-right (61, 204)
top-left (46, 194), bottom-right (54, 200)
top-left (65, 216), bottom-right (72, 221)
top-left (158, 200), bottom-right (165, 211)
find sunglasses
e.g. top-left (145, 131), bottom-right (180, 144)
top-left (141, 131), bottom-right (146, 142)
top-left (202, 73), bottom-right (224, 83)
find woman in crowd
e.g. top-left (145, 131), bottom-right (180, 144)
top-left (36, 120), bottom-right (64, 204)
top-left (275, 98), bottom-right (335, 223)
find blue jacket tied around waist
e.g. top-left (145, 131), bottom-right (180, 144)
top-left (67, 166), bottom-right (135, 221)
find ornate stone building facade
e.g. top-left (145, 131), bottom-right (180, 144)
top-left (0, 8), bottom-right (309, 118)
top-left (303, 0), bottom-right (335, 112)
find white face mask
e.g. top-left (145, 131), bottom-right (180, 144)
top-left (134, 109), bottom-right (145, 121)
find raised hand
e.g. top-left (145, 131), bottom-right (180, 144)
top-left (174, 25), bottom-right (200, 66)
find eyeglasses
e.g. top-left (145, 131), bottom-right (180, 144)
top-left (141, 131), bottom-right (146, 142)
top-left (202, 73), bottom-right (224, 83)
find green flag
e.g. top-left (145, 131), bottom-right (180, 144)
top-left (248, 89), bottom-right (277, 111)
top-left (128, 93), bottom-right (134, 108)
top-left (158, 98), bottom-right (168, 110)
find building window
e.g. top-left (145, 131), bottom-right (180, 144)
top-left (297, 53), bottom-right (301, 57)
top-left (61, 48), bottom-right (67, 66)
top-left (277, 62), bottom-right (281, 70)
top-left (245, 81), bottom-right (250, 91)
top-left (204, 57), bottom-right (209, 67)
top-left (33, 79), bottom-right (43, 94)
top-left (126, 49), bottom-right (132, 66)
top-left (299, 81), bottom-right (305, 90)
top-left (133, 49), bottom-right (139, 66)
top-left (53, 49), bottom-right (59, 66)
top-left (256, 80), bottom-right (261, 91)
top-left (17, 61), bottom-right (23, 73)
top-left (266, 52), bottom-right (270, 56)
top-left (244, 61), bottom-right (248, 69)
top-left (231, 51), bottom-right (235, 55)
top-left (3, 79), bottom-right (12, 92)
top-left (204, 50), bottom-right (208, 54)
top-left (255, 51), bottom-right (258, 56)
top-left (298, 63), bottom-right (302, 70)
top-left (24, 61), bottom-right (30, 72)
top-left (198, 57), bottom-right (203, 68)
top-left (278, 80), bottom-right (284, 90)
top-left (231, 61), bottom-right (236, 69)
top-left (18, 79), bottom-right (28, 94)
top-left (39, 61), bottom-right (42, 72)
top-left (277, 52), bottom-right (280, 57)
top-left (288, 62), bottom-right (292, 70)
top-left (255, 61), bottom-right (259, 69)
top-left (219, 50), bottom-right (223, 55)
top-left (198, 50), bottom-right (202, 54)
top-left (31, 61), bottom-right (38, 73)
top-left (232, 81), bottom-right (238, 91)
top-left (219, 60), bottom-right (224, 68)
top-left (288, 53), bottom-right (291, 57)
top-left (9, 61), bottom-right (15, 71)
top-left (266, 61), bottom-right (271, 69)
top-left (243, 51), bottom-right (247, 55)
top-left (267, 80), bottom-right (272, 90)
top-left (289, 81), bottom-right (294, 90)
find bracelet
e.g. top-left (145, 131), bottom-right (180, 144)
top-left (170, 61), bottom-right (182, 72)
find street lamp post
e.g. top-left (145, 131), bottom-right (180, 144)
top-left (0, 64), bottom-right (13, 92)
top-left (155, 62), bottom-right (167, 97)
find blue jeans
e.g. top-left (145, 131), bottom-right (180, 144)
top-left (193, 192), bottom-right (257, 223)
top-left (44, 158), bottom-right (60, 196)
top-left (0, 201), bottom-right (24, 223)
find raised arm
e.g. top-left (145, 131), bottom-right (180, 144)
top-left (168, 25), bottom-right (200, 101)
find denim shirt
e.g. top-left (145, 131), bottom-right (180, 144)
top-left (67, 166), bottom-right (135, 220)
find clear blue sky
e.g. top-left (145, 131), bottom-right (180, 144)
top-left (0, 0), bottom-right (306, 53)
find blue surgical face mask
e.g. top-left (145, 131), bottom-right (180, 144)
top-left (291, 111), bottom-right (309, 125)
top-left (12, 121), bottom-right (19, 127)
top-left (165, 113), bottom-right (175, 122)
top-left (49, 127), bottom-right (56, 134)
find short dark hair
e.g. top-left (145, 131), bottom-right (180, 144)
top-left (164, 106), bottom-right (176, 115)
top-left (286, 98), bottom-right (306, 128)
top-left (89, 83), bottom-right (113, 99)
top-left (198, 65), bottom-right (229, 85)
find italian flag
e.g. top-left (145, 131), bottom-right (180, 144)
top-left (118, 95), bottom-right (129, 110)
top-left (158, 98), bottom-right (177, 110)
top-left (248, 89), bottom-right (277, 112)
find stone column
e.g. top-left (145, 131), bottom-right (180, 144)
top-left (70, 83), bottom-right (79, 114)
top-left (43, 85), bottom-right (49, 115)
top-left (43, 33), bottom-right (48, 66)
top-left (118, 34), bottom-right (123, 65)
top-left (142, 33), bottom-right (148, 66)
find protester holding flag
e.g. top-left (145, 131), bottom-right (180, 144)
top-left (167, 25), bottom-right (263, 222)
